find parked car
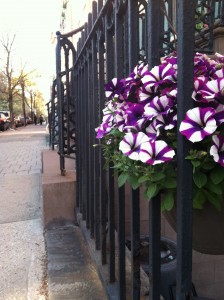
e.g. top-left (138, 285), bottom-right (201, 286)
top-left (0, 112), bottom-right (10, 131)
top-left (14, 116), bottom-right (24, 127)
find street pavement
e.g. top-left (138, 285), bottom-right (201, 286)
top-left (0, 124), bottom-right (108, 300)
top-left (0, 124), bottom-right (49, 300)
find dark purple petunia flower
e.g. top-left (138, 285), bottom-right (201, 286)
top-left (105, 78), bottom-right (125, 100)
top-left (139, 140), bottom-right (175, 165)
top-left (96, 121), bottom-right (113, 138)
top-left (155, 112), bottom-right (177, 130)
top-left (133, 62), bottom-right (149, 78)
top-left (210, 135), bottom-right (224, 166)
top-left (144, 95), bottom-right (173, 120)
top-left (200, 78), bottom-right (224, 104)
top-left (179, 107), bottom-right (217, 142)
top-left (142, 63), bottom-right (177, 93)
top-left (124, 103), bottom-right (146, 130)
top-left (214, 104), bottom-right (224, 126)
top-left (145, 119), bottom-right (161, 141)
top-left (119, 132), bottom-right (150, 160)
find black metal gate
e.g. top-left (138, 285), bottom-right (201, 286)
top-left (48, 0), bottom-right (224, 299)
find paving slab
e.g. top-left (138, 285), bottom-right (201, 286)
top-left (0, 219), bottom-right (46, 300)
top-left (0, 174), bottom-right (41, 223)
top-left (45, 225), bottom-right (108, 300)
top-left (0, 125), bottom-right (48, 300)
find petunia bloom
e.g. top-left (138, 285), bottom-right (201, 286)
top-left (179, 107), bottom-right (217, 142)
top-left (139, 140), bottom-right (175, 165)
top-left (105, 78), bottom-right (125, 100)
top-left (144, 95), bottom-right (173, 120)
top-left (119, 132), bottom-right (150, 160)
top-left (210, 135), bottom-right (224, 167)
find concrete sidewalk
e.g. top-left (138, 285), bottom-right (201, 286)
top-left (0, 124), bottom-right (48, 300)
top-left (0, 124), bottom-right (108, 300)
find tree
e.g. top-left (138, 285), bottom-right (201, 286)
top-left (0, 34), bottom-right (23, 127)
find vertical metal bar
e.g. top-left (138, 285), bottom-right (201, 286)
top-left (128, 0), bottom-right (139, 70)
top-left (115, 1), bottom-right (126, 298)
top-left (87, 12), bottom-right (95, 238)
top-left (51, 81), bottom-right (56, 150)
top-left (56, 31), bottom-right (65, 175)
top-left (176, 0), bottom-right (194, 299)
top-left (149, 195), bottom-right (161, 300)
top-left (115, 1), bottom-right (125, 78)
top-left (92, 1), bottom-right (100, 250)
top-left (221, 0), bottom-right (224, 25)
top-left (85, 55), bottom-right (90, 228)
top-left (77, 63), bottom-right (82, 210)
top-left (80, 32), bottom-right (86, 218)
top-left (147, 1), bottom-right (162, 300)
top-left (73, 68), bottom-right (79, 209)
top-left (118, 184), bottom-right (126, 300)
top-left (147, 0), bottom-right (162, 68)
top-left (64, 44), bottom-right (70, 157)
top-left (98, 28), bottom-right (107, 265)
top-left (128, 1), bottom-right (141, 299)
top-left (98, 0), bottom-right (103, 13)
top-left (131, 188), bottom-right (140, 300)
top-left (105, 4), bottom-right (116, 283)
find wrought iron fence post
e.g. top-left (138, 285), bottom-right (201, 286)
top-left (147, 1), bottom-right (163, 300)
top-left (176, 0), bottom-right (194, 298)
top-left (56, 31), bottom-right (65, 175)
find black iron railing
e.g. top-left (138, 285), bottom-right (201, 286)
top-left (55, 31), bottom-right (78, 174)
top-left (47, 0), bottom-right (224, 299)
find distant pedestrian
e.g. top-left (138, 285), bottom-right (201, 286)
top-left (34, 114), bottom-right (37, 125)
top-left (39, 115), bottom-right (43, 125)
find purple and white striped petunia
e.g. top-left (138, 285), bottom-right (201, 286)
top-left (210, 135), bottom-right (224, 166)
top-left (105, 78), bottom-right (125, 100)
top-left (179, 107), bottom-right (217, 142)
top-left (124, 103), bottom-right (146, 131)
top-left (200, 78), bottom-right (224, 103)
top-left (144, 95), bottom-right (173, 120)
top-left (155, 112), bottom-right (177, 130)
top-left (119, 132), bottom-right (150, 160)
top-left (96, 121), bottom-right (113, 138)
top-left (214, 104), bottom-right (224, 126)
top-left (145, 119), bottom-right (162, 141)
top-left (139, 140), bottom-right (175, 165)
top-left (142, 63), bottom-right (176, 92)
top-left (133, 62), bottom-right (149, 78)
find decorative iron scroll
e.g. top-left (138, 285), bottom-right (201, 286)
top-left (50, 80), bottom-right (59, 150)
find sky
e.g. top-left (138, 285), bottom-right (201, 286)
top-left (0, 0), bottom-right (62, 101)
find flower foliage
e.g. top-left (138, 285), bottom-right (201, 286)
top-left (96, 52), bottom-right (224, 211)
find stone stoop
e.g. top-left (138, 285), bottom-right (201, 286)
top-left (41, 149), bottom-right (76, 230)
top-left (41, 150), bottom-right (108, 300)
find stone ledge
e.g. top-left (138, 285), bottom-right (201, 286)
top-left (41, 150), bottom-right (76, 230)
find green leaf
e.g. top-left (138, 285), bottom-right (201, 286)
top-left (162, 192), bottom-right (174, 211)
top-left (151, 173), bottom-right (166, 182)
top-left (113, 162), bottom-right (123, 169)
top-left (145, 183), bottom-right (158, 200)
top-left (162, 177), bottom-right (177, 189)
top-left (206, 181), bottom-right (223, 195)
top-left (202, 189), bottom-right (222, 211)
top-left (128, 175), bottom-right (140, 190)
top-left (191, 160), bottom-right (201, 168)
top-left (210, 166), bottom-right (224, 184)
top-left (164, 164), bottom-right (176, 177)
top-left (193, 172), bottom-right (207, 188)
top-left (193, 190), bottom-right (205, 209)
top-left (202, 161), bottom-right (216, 170)
top-left (118, 172), bottom-right (129, 187)
top-left (138, 175), bottom-right (149, 184)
